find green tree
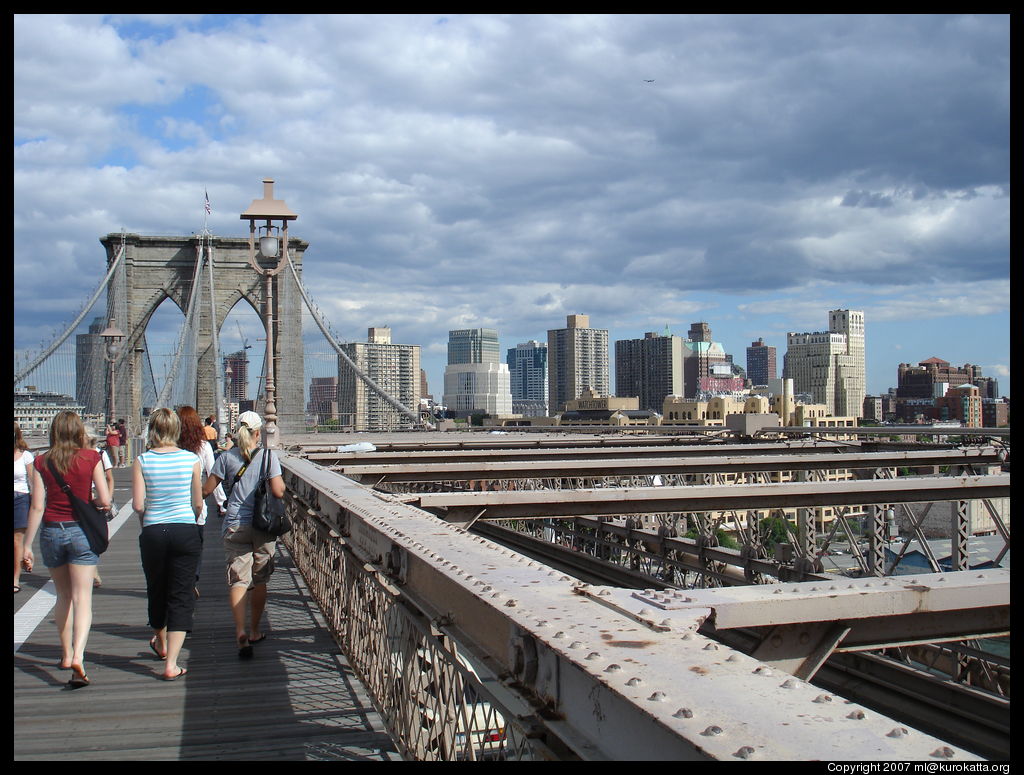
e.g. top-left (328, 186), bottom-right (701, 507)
top-left (758, 516), bottom-right (790, 551)
top-left (684, 527), bottom-right (739, 550)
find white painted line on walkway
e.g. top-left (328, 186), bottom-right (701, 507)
top-left (13, 502), bottom-right (136, 653)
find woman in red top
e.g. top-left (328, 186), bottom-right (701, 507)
top-left (23, 411), bottom-right (110, 689)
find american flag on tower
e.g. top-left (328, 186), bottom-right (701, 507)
top-left (204, 189), bottom-right (211, 215)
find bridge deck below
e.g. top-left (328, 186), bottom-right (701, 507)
top-left (14, 470), bottom-right (398, 761)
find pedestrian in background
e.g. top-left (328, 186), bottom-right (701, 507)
top-left (203, 416), bottom-right (218, 455)
top-left (105, 421), bottom-right (122, 468)
top-left (133, 408), bottom-right (202, 681)
top-left (14, 422), bottom-right (34, 594)
top-left (116, 420), bottom-right (128, 467)
top-left (23, 411), bottom-right (110, 688)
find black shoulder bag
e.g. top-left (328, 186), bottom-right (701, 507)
top-left (47, 458), bottom-right (111, 555)
top-left (250, 449), bottom-right (290, 537)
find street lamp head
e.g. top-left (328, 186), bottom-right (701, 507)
top-left (240, 179), bottom-right (298, 223)
top-left (100, 319), bottom-right (125, 362)
top-left (99, 318), bottom-right (125, 341)
top-left (258, 227), bottom-right (280, 258)
top-left (241, 178), bottom-right (297, 275)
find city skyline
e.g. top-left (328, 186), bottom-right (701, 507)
top-left (14, 15), bottom-right (1010, 403)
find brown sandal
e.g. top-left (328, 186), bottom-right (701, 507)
top-left (67, 664), bottom-right (90, 688)
top-left (237, 635), bottom-right (253, 659)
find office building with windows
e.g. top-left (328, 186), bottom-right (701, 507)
top-left (338, 327), bottom-right (421, 431)
top-left (547, 314), bottom-right (609, 414)
top-left (443, 327), bottom-right (512, 417)
top-left (784, 309), bottom-right (865, 418)
top-left (614, 332), bottom-right (685, 413)
top-left (448, 328), bottom-right (500, 366)
top-left (507, 340), bottom-right (548, 415)
top-left (746, 338), bottom-right (777, 387)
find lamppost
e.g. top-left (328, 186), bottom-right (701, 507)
top-left (240, 179), bottom-right (297, 449)
top-left (100, 318), bottom-right (125, 455)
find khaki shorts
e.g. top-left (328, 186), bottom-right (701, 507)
top-left (224, 523), bottom-right (277, 588)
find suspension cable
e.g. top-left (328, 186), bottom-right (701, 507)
top-left (283, 250), bottom-right (425, 427)
top-left (153, 239), bottom-right (207, 410)
top-left (203, 232), bottom-right (227, 439)
top-left (14, 244), bottom-right (125, 386)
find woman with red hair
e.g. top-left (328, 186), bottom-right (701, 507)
top-left (176, 407), bottom-right (224, 593)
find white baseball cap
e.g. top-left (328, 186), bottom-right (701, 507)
top-left (237, 411), bottom-right (263, 430)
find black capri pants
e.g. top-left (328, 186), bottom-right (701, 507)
top-left (140, 523), bottom-right (203, 632)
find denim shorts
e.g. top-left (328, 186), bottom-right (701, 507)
top-left (14, 492), bottom-right (30, 530)
top-left (40, 522), bottom-right (99, 567)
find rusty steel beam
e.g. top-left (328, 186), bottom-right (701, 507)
top-left (761, 426), bottom-right (1011, 438)
top-left (411, 474), bottom-right (1011, 520)
top-left (336, 448), bottom-right (1003, 485)
top-left (279, 454), bottom-right (986, 761)
top-left (306, 439), bottom-right (853, 466)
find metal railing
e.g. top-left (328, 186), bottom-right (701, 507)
top-left (282, 496), bottom-right (554, 761)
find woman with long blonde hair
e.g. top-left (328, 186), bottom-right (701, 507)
top-left (203, 411), bottom-right (284, 659)
top-left (133, 408), bottom-right (202, 681)
top-left (23, 411), bottom-right (110, 688)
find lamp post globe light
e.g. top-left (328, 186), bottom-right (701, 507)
top-left (99, 318), bottom-right (125, 421)
top-left (100, 318), bottom-right (125, 456)
top-left (240, 179), bottom-right (297, 449)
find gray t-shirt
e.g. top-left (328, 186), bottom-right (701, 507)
top-left (211, 447), bottom-right (283, 534)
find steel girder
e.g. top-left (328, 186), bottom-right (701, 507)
top-left (412, 474), bottom-right (1011, 521)
top-left (279, 454), bottom-right (985, 761)
top-left (334, 448), bottom-right (1003, 485)
top-left (306, 439), bottom-right (853, 467)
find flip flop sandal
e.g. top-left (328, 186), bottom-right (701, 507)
top-left (161, 667), bottom-right (187, 681)
top-left (149, 637), bottom-right (167, 660)
top-left (67, 665), bottom-right (90, 689)
top-left (249, 634), bottom-right (267, 644)
top-left (237, 636), bottom-right (253, 659)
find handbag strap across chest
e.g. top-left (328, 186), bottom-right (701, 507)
top-left (46, 458), bottom-right (76, 497)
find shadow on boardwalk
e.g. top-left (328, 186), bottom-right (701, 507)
top-left (14, 479), bottom-right (399, 761)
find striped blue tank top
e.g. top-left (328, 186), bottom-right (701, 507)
top-left (138, 448), bottom-right (199, 526)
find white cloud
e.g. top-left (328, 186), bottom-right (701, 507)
top-left (13, 14), bottom-right (1011, 399)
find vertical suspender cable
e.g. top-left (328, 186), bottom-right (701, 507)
top-left (153, 240), bottom-right (207, 410)
top-left (204, 233), bottom-right (227, 439)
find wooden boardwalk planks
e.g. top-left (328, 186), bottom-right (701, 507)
top-left (14, 468), bottom-right (398, 761)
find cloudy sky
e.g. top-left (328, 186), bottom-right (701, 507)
top-left (14, 14), bottom-right (1010, 404)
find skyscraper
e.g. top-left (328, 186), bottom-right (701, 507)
top-left (75, 316), bottom-right (108, 414)
top-left (223, 350), bottom-right (250, 405)
top-left (507, 340), bottom-right (548, 415)
top-left (338, 327), bottom-right (421, 430)
top-left (443, 328), bottom-right (512, 417)
top-left (784, 309), bottom-right (865, 417)
top-left (447, 328), bottom-right (500, 366)
top-left (746, 338), bottom-right (777, 386)
top-left (307, 376), bottom-right (338, 425)
top-left (547, 314), bottom-right (609, 414)
top-left (614, 332), bottom-right (685, 412)
top-left (681, 322), bottom-right (743, 396)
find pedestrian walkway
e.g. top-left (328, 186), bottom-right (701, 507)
top-left (14, 468), bottom-right (399, 760)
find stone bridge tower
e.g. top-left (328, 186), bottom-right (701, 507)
top-left (99, 231), bottom-right (307, 437)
